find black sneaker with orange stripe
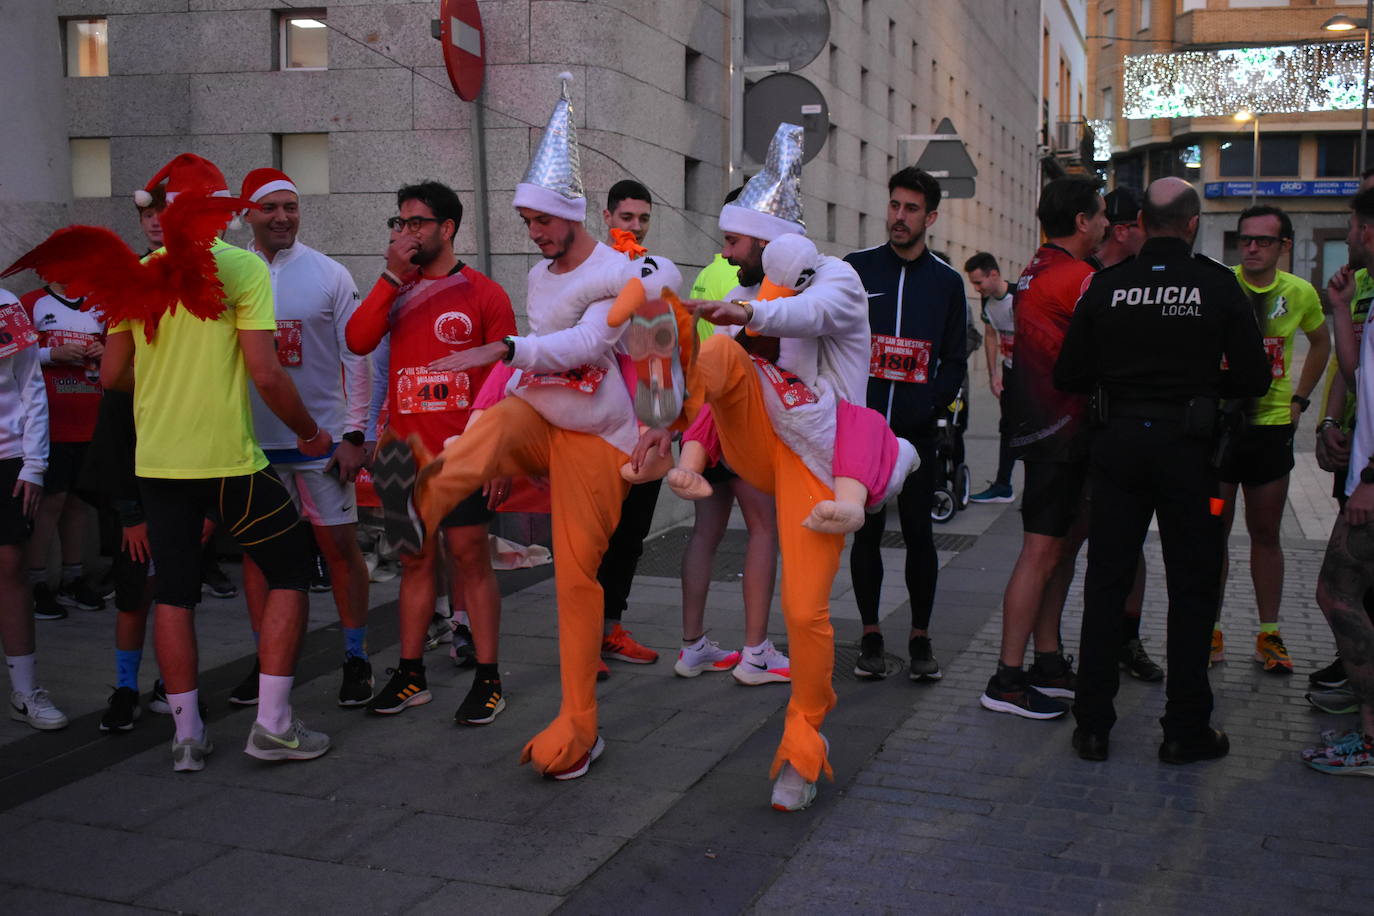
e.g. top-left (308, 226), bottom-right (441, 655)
top-left (454, 675), bottom-right (505, 726)
top-left (366, 663), bottom-right (432, 715)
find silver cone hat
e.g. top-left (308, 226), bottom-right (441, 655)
top-left (513, 72), bottom-right (586, 219)
top-left (719, 122), bottom-right (805, 241)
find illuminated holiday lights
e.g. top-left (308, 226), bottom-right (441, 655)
top-left (1123, 41), bottom-right (1365, 119)
top-left (1088, 118), bottom-right (1114, 161)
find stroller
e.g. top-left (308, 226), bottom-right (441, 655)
top-left (930, 381), bottom-right (971, 523)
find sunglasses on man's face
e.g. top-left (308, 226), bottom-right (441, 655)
top-left (1237, 234), bottom-right (1282, 248)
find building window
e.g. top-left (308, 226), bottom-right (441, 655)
top-left (64, 18), bottom-right (108, 77)
top-left (279, 133), bottom-right (329, 193)
top-left (684, 47), bottom-right (702, 105)
top-left (1219, 134), bottom-right (1300, 178)
top-left (859, 67), bottom-right (869, 107)
top-left (826, 202), bottom-right (837, 243)
top-left (1115, 153), bottom-right (1145, 190)
top-left (280, 11), bottom-right (327, 71)
top-left (1138, 0), bottom-right (1150, 32)
top-left (1318, 133), bottom-right (1359, 177)
top-left (859, 139), bottom-right (868, 177)
top-left (70, 138), bottom-right (111, 198)
top-left (859, 212), bottom-right (868, 247)
top-left (1102, 9), bottom-right (1115, 44)
top-left (828, 43), bottom-right (839, 87)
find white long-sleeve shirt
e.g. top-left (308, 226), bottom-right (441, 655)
top-left (0, 290), bottom-right (50, 485)
top-left (246, 240), bottom-right (369, 449)
top-left (507, 242), bottom-right (639, 455)
top-left (729, 254), bottom-right (872, 484)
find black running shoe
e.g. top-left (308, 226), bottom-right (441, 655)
top-left (1118, 638), bottom-right (1164, 682)
top-left (371, 437), bottom-right (426, 556)
top-left (908, 636), bottom-right (943, 681)
top-left (99, 686), bottom-right (140, 732)
top-left (338, 655), bottom-right (374, 707)
top-left (979, 671), bottom-right (1067, 719)
top-left (367, 666), bottom-right (431, 715)
top-left (57, 578), bottom-right (105, 611)
top-left (854, 632), bottom-right (886, 678)
top-left (1027, 652), bottom-right (1076, 699)
top-left (451, 623), bottom-right (477, 669)
top-left (203, 563), bottom-right (238, 599)
top-left (229, 661), bottom-right (260, 706)
top-left (32, 583), bottom-right (67, 620)
top-left (454, 677), bottom-right (506, 726)
top-left (309, 554), bottom-right (331, 593)
top-left (149, 678), bottom-right (170, 714)
top-left (1309, 657), bottom-right (1348, 690)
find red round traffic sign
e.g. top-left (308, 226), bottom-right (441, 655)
top-left (440, 0), bottom-right (485, 101)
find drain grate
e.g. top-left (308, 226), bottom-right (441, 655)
top-left (637, 527), bottom-right (754, 582)
top-left (880, 531), bottom-right (978, 552)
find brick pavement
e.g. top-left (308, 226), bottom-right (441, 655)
top-left (5, 352), bottom-right (1374, 913)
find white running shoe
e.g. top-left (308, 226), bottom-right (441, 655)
top-left (9, 687), bottom-right (69, 731)
top-left (771, 734), bottom-right (829, 811)
top-left (732, 641), bottom-right (792, 686)
top-left (674, 638), bottom-right (742, 677)
top-left (172, 730), bottom-right (213, 773)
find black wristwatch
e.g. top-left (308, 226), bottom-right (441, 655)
top-left (341, 431), bottom-right (366, 447)
top-left (502, 335), bottom-right (516, 363)
top-left (1291, 393), bottom-right (1311, 413)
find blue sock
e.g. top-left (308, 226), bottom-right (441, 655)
top-left (116, 649), bottom-right (143, 691)
top-left (343, 626), bottom-right (368, 660)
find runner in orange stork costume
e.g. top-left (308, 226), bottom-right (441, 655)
top-left (617, 124), bottom-right (882, 810)
top-left (372, 74), bottom-right (684, 780)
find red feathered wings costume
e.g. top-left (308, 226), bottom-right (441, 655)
top-left (2, 190), bottom-right (258, 341)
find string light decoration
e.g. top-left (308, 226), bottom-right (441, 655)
top-left (1123, 41), bottom-right (1365, 119)
top-left (1088, 119), bottom-right (1114, 161)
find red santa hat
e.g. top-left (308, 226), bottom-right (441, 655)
top-left (133, 153), bottom-right (230, 207)
top-left (240, 168), bottom-right (299, 203)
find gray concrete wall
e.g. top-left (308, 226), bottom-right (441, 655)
top-left (0, 0), bottom-right (73, 291)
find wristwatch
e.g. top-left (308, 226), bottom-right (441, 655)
top-left (341, 431), bottom-right (365, 447)
top-left (1361, 462), bottom-right (1374, 486)
top-left (502, 335), bottom-right (516, 363)
top-left (1291, 393), bottom-right (1311, 412)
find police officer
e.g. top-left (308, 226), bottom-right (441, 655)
top-left (1053, 178), bottom-right (1271, 764)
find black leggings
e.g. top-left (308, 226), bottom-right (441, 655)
top-left (850, 436), bottom-right (938, 630)
top-left (138, 469), bottom-right (312, 608)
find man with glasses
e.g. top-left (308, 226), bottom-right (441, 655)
top-left (345, 181), bottom-right (517, 725)
top-left (1213, 205), bottom-right (1329, 673)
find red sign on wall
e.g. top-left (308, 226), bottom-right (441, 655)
top-left (439, 0), bottom-right (485, 101)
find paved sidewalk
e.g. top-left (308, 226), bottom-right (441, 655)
top-left (4, 353), bottom-right (1373, 914)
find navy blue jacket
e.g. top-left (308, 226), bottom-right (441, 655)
top-left (844, 244), bottom-right (969, 441)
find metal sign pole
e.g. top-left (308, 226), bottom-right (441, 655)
top-left (471, 87), bottom-right (492, 277)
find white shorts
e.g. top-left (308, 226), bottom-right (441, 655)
top-left (272, 463), bottom-right (358, 527)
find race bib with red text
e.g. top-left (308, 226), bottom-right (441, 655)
top-left (274, 320), bottom-right (303, 367)
top-left (0, 304), bottom-right (40, 360)
top-left (516, 365), bottom-right (607, 395)
top-left (752, 355), bottom-right (819, 410)
top-left (869, 334), bottom-right (932, 383)
top-left (395, 367), bottom-right (472, 414)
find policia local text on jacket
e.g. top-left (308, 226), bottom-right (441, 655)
top-left (1053, 235), bottom-right (1271, 752)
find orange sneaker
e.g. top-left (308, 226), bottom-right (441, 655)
top-left (1209, 629), bottom-right (1224, 667)
top-left (1255, 630), bottom-right (1293, 674)
top-left (601, 624), bottom-right (659, 664)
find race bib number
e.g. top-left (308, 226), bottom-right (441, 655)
top-left (43, 329), bottom-right (103, 382)
top-left (870, 334), bottom-right (932, 383)
top-left (516, 364), bottom-right (607, 395)
top-left (274, 320), bottom-right (303, 367)
top-left (395, 367), bottom-right (472, 414)
top-left (0, 304), bottom-right (40, 360)
top-left (752, 355), bottom-right (819, 409)
top-left (998, 332), bottom-right (1015, 364)
top-left (1263, 336), bottom-right (1285, 379)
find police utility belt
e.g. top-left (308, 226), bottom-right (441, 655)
top-left (1090, 389), bottom-right (1220, 440)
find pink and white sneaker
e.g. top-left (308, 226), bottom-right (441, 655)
top-left (732, 640), bottom-right (791, 686)
top-left (674, 637), bottom-right (742, 678)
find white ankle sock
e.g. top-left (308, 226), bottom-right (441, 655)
top-left (743, 640), bottom-right (769, 656)
top-left (256, 674), bottom-right (294, 733)
top-left (6, 654), bottom-right (36, 696)
top-left (167, 689), bottom-right (203, 742)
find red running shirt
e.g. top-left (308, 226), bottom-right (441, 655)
top-left (348, 265), bottom-right (516, 454)
top-left (22, 288), bottom-right (105, 443)
top-left (1005, 244), bottom-right (1094, 462)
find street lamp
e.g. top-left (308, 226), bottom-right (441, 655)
top-left (1235, 109), bottom-right (1260, 205)
top-left (1324, 2), bottom-right (1372, 173)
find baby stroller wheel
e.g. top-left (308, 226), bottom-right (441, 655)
top-left (956, 464), bottom-right (972, 510)
top-left (931, 488), bottom-right (956, 523)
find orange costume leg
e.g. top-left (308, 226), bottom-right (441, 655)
top-left (414, 396), bottom-right (629, 775)
top-left (693, 335), bottom-right (840, 784)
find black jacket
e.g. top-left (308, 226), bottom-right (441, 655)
top-left (1054, 236), bottom-right (1271, 403)
top-left (844, 244), bottom-right (968, 440)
